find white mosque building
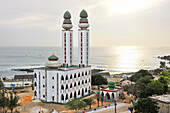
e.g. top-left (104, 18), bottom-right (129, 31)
top-left (34, 10), bottom-right (91, 103)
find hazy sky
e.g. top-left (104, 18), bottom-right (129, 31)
top-left (0, 0), bottom-right (170, 47)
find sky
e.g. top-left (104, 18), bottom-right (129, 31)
top-left (0, 0), bottom-right (170, 47)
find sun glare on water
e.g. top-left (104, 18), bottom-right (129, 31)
top-left (107, 0), bottom-right (164, 14)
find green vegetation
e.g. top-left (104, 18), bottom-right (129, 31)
top-left (148, 80), bottom-right (164, 95)
top-left (65, 98), bottom-right (86, 112)
top-left (129, 69), bottom-right (152, 82)
top-left (119, 92), bottom-right (125, 100)
top-left (0, 81), bottom-right (20, 113)
top-left (134, 98), bottom-right (159, 113)
top-left (128, 106), bottom-right (134, 113)
top-left (83, 97), bottom-right (95, 109)
top-left (95, 91), bottom-right (100, 107)
top-left (91, 74), bottom-right (107, 89)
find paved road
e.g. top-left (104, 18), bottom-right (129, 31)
top-left (87, 103), bottom-right (126, 113)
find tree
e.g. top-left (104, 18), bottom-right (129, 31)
top-left (136, 76), bottom-right (152, 84)
top-left (0, 91), bottom-right (8, 113)
top-left (66, 98), bottom-right (86, 112)
top-left (91, 74), bottom-right (107, 89)
top-left (148, 80), bottom-right (164, 95)
top-left (129, 69), bottom-right (152, 82)
top-left (7, 92), bottom-right (21, 113)
top-left (95, 92), bottom-right (100, 107)
top-left (101, 92), bottom-right (104, 106)
top-left (119, 92), bottom-right (125, 100)
top-left (83, 98), bottom-right (95, 109)
top-left (125, 82), bottom-right (146, 97)
top-left (139, 87), bottom-right (155, 98)
top-left (128, 106), bottom-right (133, 113)
top-left (158, 76), bottom-right (168, 93)
top-left (134, 98), bottom-right (159, 113)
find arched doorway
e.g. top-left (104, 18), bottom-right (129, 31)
top-left (105, 93), bottom-right (111, 101)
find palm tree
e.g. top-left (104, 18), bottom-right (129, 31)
top-left (95, 92), bottom-right (100, 107)
top-left (7, 92), bottom-right (21, 113)
top-left (101, 92), bottom-right (104, 106)
top-left (128, 106), bottom-right (134, 113)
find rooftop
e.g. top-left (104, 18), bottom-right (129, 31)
top-left (100, 86), bottom-right (123, 92)
top-left (150, 94), bottom-right (170, 104)
top-left (34, 65), bottom-right (91, 71)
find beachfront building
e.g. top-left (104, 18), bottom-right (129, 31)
top-left (100, 81), bottom-right (123, 102)
top-left (34, 10), bottom-right (91, 103)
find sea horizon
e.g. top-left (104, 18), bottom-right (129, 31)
top-left (0, 46), bottom-right (170, 78)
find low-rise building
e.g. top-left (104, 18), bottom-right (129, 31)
top-left (100, 81), bottom-right (123, 102)
top-left (150, 94), bottom-right (170, 113)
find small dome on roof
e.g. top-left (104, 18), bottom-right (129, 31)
top-left (108, 80), bottom-right (115, 85)
top-left (64, 11), bottom-right (71, 19)
top-left (48, 54), bottom-right (59, 61)
top-left (80, 9), bottom-right (88, 18)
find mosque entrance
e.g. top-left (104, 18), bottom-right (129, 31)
top-left (105, 93), bottom-right (111, 101)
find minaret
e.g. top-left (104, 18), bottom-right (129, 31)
top-left (62, 11), bottom-right (73, 67)
top-left (78, 9), bottom-right (90, 67)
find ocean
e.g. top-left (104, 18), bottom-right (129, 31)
top-left (0, 46), bottom-right (170, 78)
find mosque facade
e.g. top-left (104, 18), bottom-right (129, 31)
top-left (34, 10), bottom-right (91, 103)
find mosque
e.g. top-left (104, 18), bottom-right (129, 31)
top-left (33, 10), bottom-right (91, 103)
top-left (100, 81), bottom-right (123, 102)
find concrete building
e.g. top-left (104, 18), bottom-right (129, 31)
top-left (34, 10), bottom-right (92, 104)
top-left (150, 94), bottom-right (170, 113)
top-left (3, 80), bottom-right (32, 88)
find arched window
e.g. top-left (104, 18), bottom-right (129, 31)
top-left (61, 85), bottom-right (64, 90)
top-left (78, 73), bottom-right (80, 77)
top-left (85, 87), bottom-right (87, 92)
top-left (66, 94), bottom-right (68, 100)
top-left (74, 73), bottom-right (76, 78)
top-left (78, 81), bottom-right (80, 86)
top-left (61, 94), bottom-right (64, 100)
top-left (85, 79), bottom-right (87, 83)
top-left (70, 92), bottom-right (72, 98)
top-left (61, 75), bottom-right (64, 81)
top-left (89, 78), bottom-right (90, 82)
top-left (112, 93), bottom-right (114, 101)
top-left (66, 84), bottom-right (68, 89)
top-left (70, 74), bottom-right (72, 79)
top-left (85, 71), bottom-right (87, 75)
top-left (82, 89), bottom-right (84, 96)
top-left (89, 70), bottom-right (91, 75)
top-left (34, 91), bottom-right (37, 96)
top-left (70, 83), bottom-right (72, 88)
top-left (34, 82), bottom-right (37, 87)
top-left (34, 73), bottom-right (37, 78)
top-left (74, 91), bottom-right (76, 98)
top-left (82, 72), bottom-right (84, 76)
top-left (78, 90), bottom-right (80, 95)
top-left (74, 82), bottom-right (76, 87)
top-left (82, 80), bottom-right (84, 84)
top-left (66, 75), bottom-right (68, 80)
